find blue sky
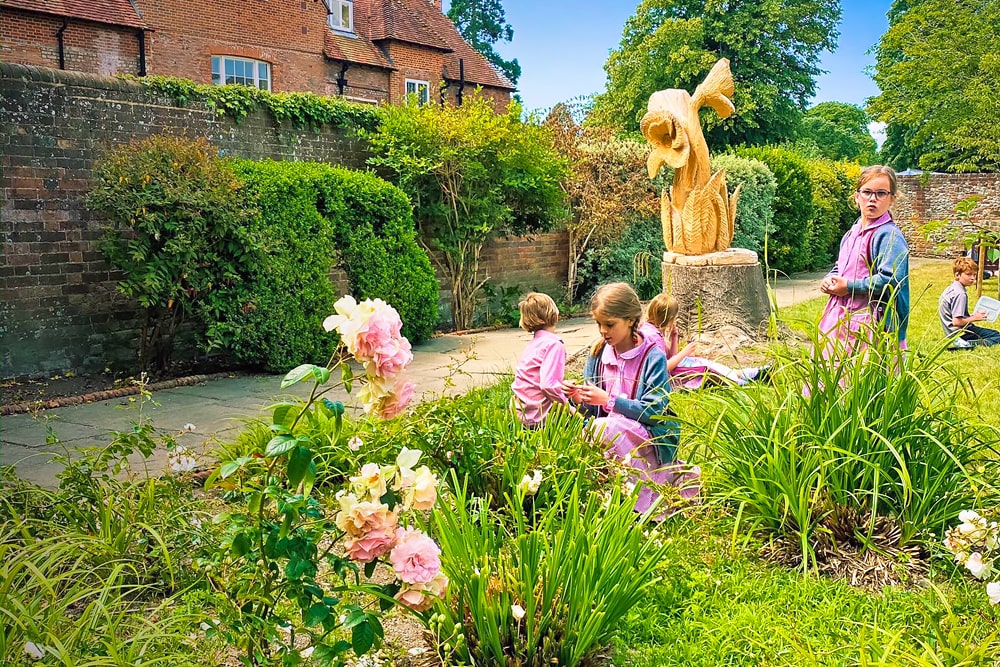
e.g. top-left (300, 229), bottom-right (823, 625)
top-left (445, 0), bottom-right (892, 115)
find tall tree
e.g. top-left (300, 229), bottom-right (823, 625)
top-left (870, 0), bottom-right (1000, 172)
top-left (589, 0), bottom-right (840, 149)
top-left (447, 0), bottom-right (521, 86)
top-left (798, 102), bottom-right (877, 163)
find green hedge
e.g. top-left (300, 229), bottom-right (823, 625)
top-left (205, 160), bottom-right (437, 371)
top-left (577, 218), bottom-right (663, 301)
top-left (711, 154), bottom-right (777, 254)
top-left (802, 158), bottom-right (861, 269)
top-left (736, 146), bottom-right (816, 275)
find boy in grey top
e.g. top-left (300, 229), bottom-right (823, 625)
top-left (939, 257), bottom-right (1000, 347)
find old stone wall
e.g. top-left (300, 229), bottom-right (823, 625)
top-left (894, 173), bottom-right (1000, 257)
top-left (0, 63), bottom-right (567, 378)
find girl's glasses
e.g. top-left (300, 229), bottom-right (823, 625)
top-left (857, 189), bottom-right (892, 200)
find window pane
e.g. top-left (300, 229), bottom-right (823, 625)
top-left (406, 81), bottom-right (416, 94)
top-left (225, 59), bottom-right (235, 76)
top-left (258, 63), bottom-right (267, 80)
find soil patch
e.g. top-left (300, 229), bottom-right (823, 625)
top-left (1, 360), bottom-right (249, 415)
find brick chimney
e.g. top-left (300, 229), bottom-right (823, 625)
top-left (429, 0), bottom-right (442, 11)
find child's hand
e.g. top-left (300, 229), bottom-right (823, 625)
top-left (973, 309), bottom-right (988, 322)
top-left (561, 380), bottom-right (581, 401)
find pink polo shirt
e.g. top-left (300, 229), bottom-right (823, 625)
top-left (511, 329), bottom-right (568, 427)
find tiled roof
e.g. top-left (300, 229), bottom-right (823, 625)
top-left (324, 30), bottom-right (394, 70)
top-left (401, 1), bottom-right (514, 90)
top-left (1, 0), bottom-right (145, 28)
top-left (366, 0), bottom-right (451, 52)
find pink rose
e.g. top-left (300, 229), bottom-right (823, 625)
top-left (345, 526), bottom-right (397, 563)
top-left (379, 379), bottom-right (415, 420)
top-left (395, 572), bottom-right (448, 612)
top-left (389, 527), bottom-right (441, 585)
top-left (334, 494), bottom-right (397, 537)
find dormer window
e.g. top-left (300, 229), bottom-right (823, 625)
top-left (328, 0), bottom-right (354, 33)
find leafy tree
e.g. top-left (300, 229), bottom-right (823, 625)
top-left (870, 0), bottom-right (1000, 172)
top-left (366, 96), bottom-right (568, 330)
top-left (798, 102), bottom-right (877, 164)
top-left (589, 0), bottom-right (840, 148)
top-left (447, 0), bottom-right (521, 85)
top-left (544, 103), bottom-right (659, 304)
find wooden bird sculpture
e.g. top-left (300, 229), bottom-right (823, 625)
top-left (641, 58), bottom-right (741, 255)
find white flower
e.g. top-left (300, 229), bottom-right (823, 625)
top-left (511, 604), bottom-right (526, 621)
top-left (23, 642), bottom-right (45, 660)
top-left (987, 581), bottom-right (1000, 605)
top-left (181, 423), bottom-right (197, 433)
top-left (966, 552), bottom-right (992, 580)
top-left (518, 470), bottom-right (543, 496)
top-left (959, 510), bottom-right (982, 524)
top-left (300, 646), bottom-right (314, 658)
top-left (348, 436), bottom-right (364, 452)
top-left (168, 445), bottom-right (198, 473)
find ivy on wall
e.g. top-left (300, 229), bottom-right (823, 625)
top-left (134, 76), bottom-right (381, 131)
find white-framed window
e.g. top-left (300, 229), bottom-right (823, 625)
top-left (405, 79), bottom-right (430, 105)
top-left (327, 0), bottom-right (354, 33)
top-left (211, 56), bottom-right (271, 91)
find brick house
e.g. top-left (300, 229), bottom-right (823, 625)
top-left (0, 0), bottom-right (514, 109)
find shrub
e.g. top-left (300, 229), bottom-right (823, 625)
top-left (366, 95), bottom-right (568, 330)
top-left (711, 154), bottom-right (777, 253)
top-left (206, 160), bottom-right (339, 371)
top-left (87, 135), bottom-right (250, 371)
top-left (320, 169), bottom-right (439, 343)
top-left (801, 158), bottom-right (861, 269)
top-left (576, 218), bottom-right (663, 301)
top-left (206, 161), bottom-right (438, 370)
top-left (736, 146), bottom-right (815, 275)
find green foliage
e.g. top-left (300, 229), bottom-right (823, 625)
top-left (139, 75), bottom-right (380, 131)
top-left (711, 154), bottom-right (777, 253)
top-left (446, 0), bottom-right (521, 85)
top-left (735, 145), bottom-right (815, 275)
top-left (429, 473), bottom-right (668, 667)
top-left (799, 102), bottom-right (878, 164)
top-left (205, 160), bottom-right (339, 371)
top-left (202, 361), bottom-right (415, 666)
top-left (328, 169), bottom-right (440, 342)
top-left (801, 157), bottom-right (860, 269)
top-left (589, 0), bottom-right (841, 148)
top-left (923, 196), bottom-right (1000, 301)
top-left (365, 95), bottom-right (568, 330)
top-left (205, 160), bottom-right (437, 371)
top-left (692, 326), bottom-right (996, 570)
top-left (577, 218), bottom-right (663, 301)
top-left (870, 0), bottom-right (1000, 172)
top-left (87, 135), bottom-right (251, 371)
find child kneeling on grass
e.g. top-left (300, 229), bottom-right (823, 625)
top-left (562, 283), bottom-right (696, 515)
top-left (511, 292), bottom-right (571, 429)
top-left (939, 257), bottom-right (1000, 348)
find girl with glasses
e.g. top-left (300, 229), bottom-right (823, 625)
top-left (817, 165), bottom-right (910, 355)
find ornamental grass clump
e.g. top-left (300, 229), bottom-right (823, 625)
top-left (429, 473), bottom-right (668, 667)
top-left (697, 324), bottom-right (998, 572)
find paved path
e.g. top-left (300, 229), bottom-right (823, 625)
top-left (0, 269), bottom-right (857, 487)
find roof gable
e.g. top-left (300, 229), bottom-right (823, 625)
top-left (1, 0), bottom-right (145, 28)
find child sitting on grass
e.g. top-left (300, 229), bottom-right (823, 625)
top-left (511, 292), bottom-right (570, 428)
top-left (644, 294), bottom-right (769, 389)
top-left (939, 257), bottom-right (1000, 348)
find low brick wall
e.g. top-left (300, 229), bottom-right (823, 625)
top-left (894, 173), bottom-right (1000, 257)
top-left (0, 63), bottom-right (568, 378)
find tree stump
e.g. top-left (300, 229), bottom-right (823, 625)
top-left (661, 250), bottom-right (772, 338)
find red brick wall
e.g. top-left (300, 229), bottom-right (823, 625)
top-left (0, 63), bottom-right (565, 378)
top-left (893, 174), bottom-right (1000, 257)
top-left (385, 41), bottom-right (445, 105)
top-left (140, 0), bottom-right (331, 93)
top-left (0, 9), bottom-right (141, 76)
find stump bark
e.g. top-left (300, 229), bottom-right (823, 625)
top-left (662, 256), bottom-right (771, 338)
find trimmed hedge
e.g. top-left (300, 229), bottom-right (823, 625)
top-left (711, 154), bottom-right (777, 254)
top-left (205, 160), bottom-right (437, 371)
top-left (577, 218), bottom-right (663, 301)
top-left (736, 146), bottom-right (816, 275)
top-left (802, 158), bottom-right (861, 269)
